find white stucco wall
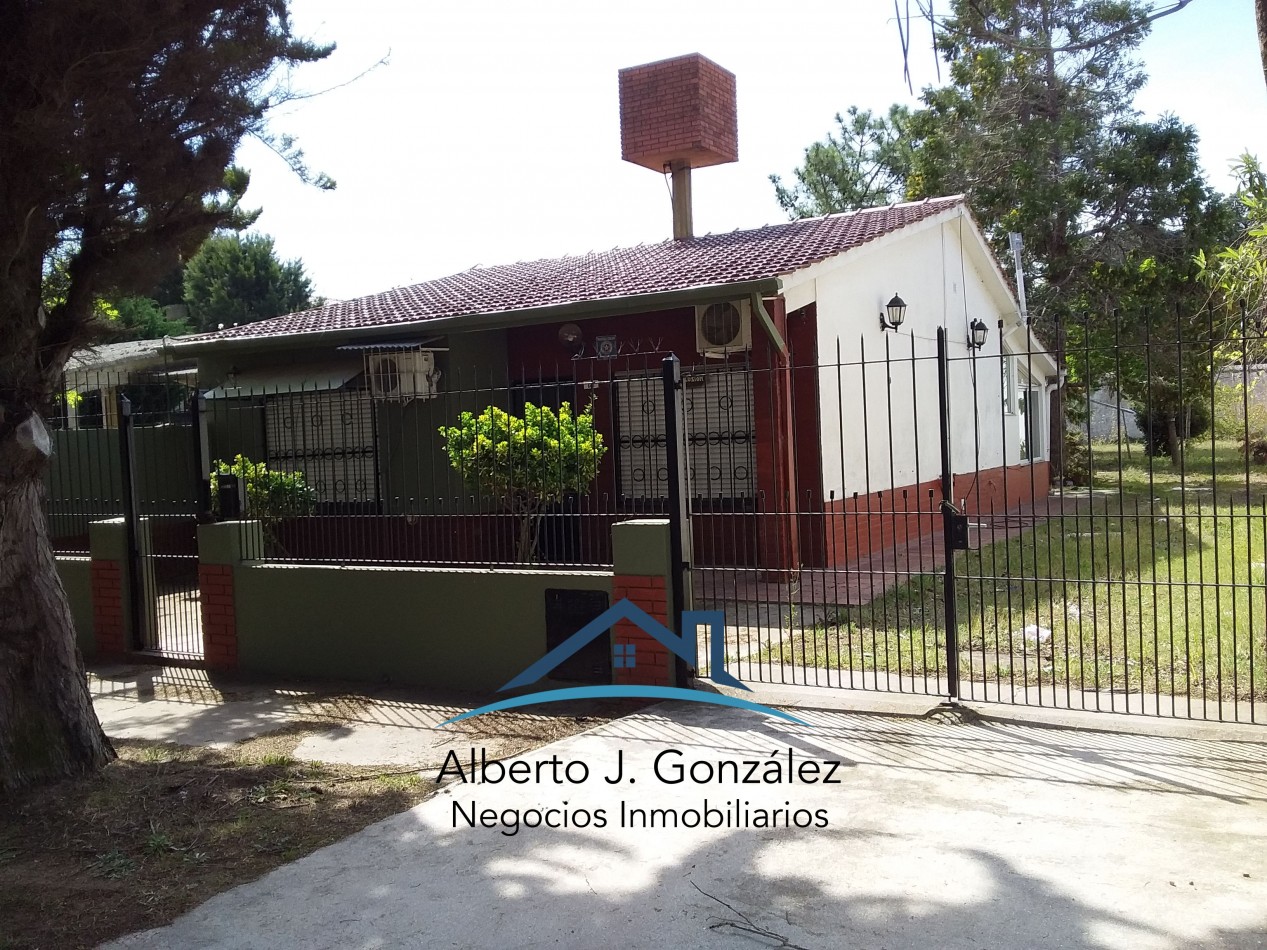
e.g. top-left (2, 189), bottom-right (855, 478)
top-left (784, 211), bottom-right (1042, 499)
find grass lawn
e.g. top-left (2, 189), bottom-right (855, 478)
top-left (766, 441), bottom-right (1267, 704)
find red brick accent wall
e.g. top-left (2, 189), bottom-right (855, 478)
top-left (751, 304), bottom-right (800, 576)
top-left (199, 564), bottom-right (238, 670)
top-left (91, 559), bottom-right (127, 655)
top-left (611, 573), bottom-right (673, 687)
top-left (954, 461), bottom-right (1051, 516)
top-left (824, 480), bottom-right (941, 566)
top-left (787, 303), bottom-right (827, 567)
top-left (618, 53), bottom-right (738, 171)
top-left (824, 461), bottom-right (1051, 567)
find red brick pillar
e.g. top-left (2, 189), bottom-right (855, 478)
top-left (90, 560), bottom-right (126, 655)
top-left (611, 573), bottom-right (672, 688)
top-left (197, 521), bottom-right (261, 672)
top-left (199, 563), bottom-right (237, 670)
top-left (610, 518), bottom-right (687, 688)
top-left (88, 518), bottom-right (132, 656)
top-left (751, 296), bottom-right (799, 576)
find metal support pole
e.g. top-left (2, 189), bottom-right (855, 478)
top-left (936, 328), bottom-right (961, 702)
top-left (116, 393), bottom-right (143, 651)
top-left (662, 354), bottom-right (692, 684)
top-left (190, 395), bottom-right (212, 519)
top-left (670, 161), bottom-right (693, 240)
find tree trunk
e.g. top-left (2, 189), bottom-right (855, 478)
top-left (514, 504), bottom-right (543, 564)
top-left (0, 471), bottom-right (115, 794)
top-left (1258, 0), bottom-right (1267, 92)
top-left (1166, 415), bottom-right (1182, 469)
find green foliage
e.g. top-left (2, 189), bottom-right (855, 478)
top-left (770, 105), bottom-right (914, 216)
top-left (111, 297), bottom-right (191, 340)
top-left (210, 455), bottom-right (316, 522)
top-left (1197, 154), bottom-right (1267, 363)
top-left (438, 402), bottom-right (607, 562)
top-left (44, 256), bottom-right (189, 342)
top-left (4, 0), bottom-right (333, 379)
top-left (1213, 380), bottom-right (1267, 441)
top-left (1134, 400), bottom-right (1211, 458)
top-left (1061, 431), bottom-right (1092, 487)
top-left (183, 233), bottom-right (319, 331)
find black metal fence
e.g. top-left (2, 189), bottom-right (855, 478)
top-left (45, 369), bottom-right (204, 659)
top-left (43, 313), bottom-right (1267, 720)
top-left (197, 352), bottom-right (764, 567)
top-left (46, 369), bottom-right (200, 554)
top-left (691, 315), bottom-right (1266, 724)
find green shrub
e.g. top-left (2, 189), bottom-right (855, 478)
top-left (209, 455), bottom-right (316, 521)
top-left (1134, 402), bottom-right (1211, 458)
top-left (1213, 380), bottom-right (1267, 440)
top-left (1062, 432), bottom-right (1092, 487)
top-left (439, 401), bottom-right (606, 562)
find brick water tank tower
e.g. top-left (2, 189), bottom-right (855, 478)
top-left (618, 53), bottom-right (738, 240)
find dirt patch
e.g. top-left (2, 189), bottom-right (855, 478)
top-left (0, 702), bottom-right (636, 950)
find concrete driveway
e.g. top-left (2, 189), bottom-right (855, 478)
top-left (109, 703), bottom-right (1267, 949)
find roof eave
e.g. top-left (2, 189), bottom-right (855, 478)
top-left (168, 278), bottom-right (784, 354)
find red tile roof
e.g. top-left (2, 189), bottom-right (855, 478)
top-left (188, 197), bottom-right (964, 343)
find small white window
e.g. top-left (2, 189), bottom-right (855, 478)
top-left (1002, 356), bottom-right (1017, 415)
top-left (1019, 386), bottom-right (1045, 461)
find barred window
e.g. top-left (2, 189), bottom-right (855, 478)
top-left (614, 367), bottom-right (755, 501)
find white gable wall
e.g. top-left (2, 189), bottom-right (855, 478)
top-left (784, 211), bottom-right (1026, 501)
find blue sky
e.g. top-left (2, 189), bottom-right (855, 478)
top-left (234, 0), bottom-right (1267, 302)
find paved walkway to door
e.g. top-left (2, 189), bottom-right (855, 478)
top-left (108, 699), bottom-right (1267, 950)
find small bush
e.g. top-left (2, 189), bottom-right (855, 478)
top-left (1243, 436), bottom-right (1267, 465)
top-left (1062, 432), bottom-right (1092, 486)
top-left (1134, 402), bottom-right (1211, 457)
top-left (209, 454), bottom-right (316, 520)
top-left (1213, 380), bottom-right (1267, 440)
top-left (438, 401), bottom-right (606, 562)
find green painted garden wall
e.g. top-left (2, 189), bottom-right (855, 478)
top-left (46, 427), bottom-right (198, 541)
top-left (232, 563), bottom-right (610, 691)
top-left (206, 396), bottom-right (266, 470)
top-left (55, 556), bottom-right (95, 655)
top-left (197, 330), bottom-right (513, 517)
top-left (377, 329), bottom-right (510, 515)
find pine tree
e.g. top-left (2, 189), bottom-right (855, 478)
top-left (0, 0), bottom-right (331, 792)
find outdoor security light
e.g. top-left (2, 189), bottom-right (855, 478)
top-left (880, 293), bottom-right (907, 331)
top-left (968, 317), bottom-right (989, 350)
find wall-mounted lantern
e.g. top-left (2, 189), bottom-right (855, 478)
top-left (879, 293), bottom-right (907, 332)
top-left (558, 323), bottom-right (585, 357)
top-left (968, 317), bottom-right (989, 350)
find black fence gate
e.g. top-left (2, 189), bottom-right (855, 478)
top-left (47, 372), bottom-right (206, 662)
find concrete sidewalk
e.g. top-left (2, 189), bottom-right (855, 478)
top-left (105, 700), bottom-right (1267, 950)
top-left (87, 663), bottom-right (624, 769)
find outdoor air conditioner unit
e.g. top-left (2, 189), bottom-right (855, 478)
top-left (695, 300), bottom-right (751, 357)
top-left (367, 351), bottom-right (439, 400)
